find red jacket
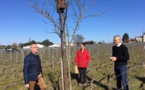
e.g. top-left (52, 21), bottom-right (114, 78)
top-left (75, 49), bottom-right (91, 68)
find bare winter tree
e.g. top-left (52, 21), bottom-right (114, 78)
top-left (29, 0), bottom-right (106, 90)
top-left (74, 34), bottom-right (84, 45)
top-left (11, 43), bottom-right (18, 49)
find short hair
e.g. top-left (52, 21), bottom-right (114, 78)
top-left (30, 43), bottom-right (37, 48)
top-left (114, 35), bottom-right (121, 39)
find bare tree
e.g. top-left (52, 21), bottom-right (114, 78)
top-left (29, 0), bottom-right (105, 90)
top-left (11, 43), bottom-right (18, 49)
top-left (74, 34), bottom-right (85, 45)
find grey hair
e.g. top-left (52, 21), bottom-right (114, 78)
top-left (114, 35), bottom-right (121, 39)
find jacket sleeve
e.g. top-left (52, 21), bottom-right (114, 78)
top-left (112, 47), bottom-right (114, 56)
top-left (23, 56), bottom-right (30, 84)
top-left (117, 45), bottom-right (129, 61)
top-left (75, 51), bottom-right (79, 65)
top-left (87, 51), bottom-right (91, 63)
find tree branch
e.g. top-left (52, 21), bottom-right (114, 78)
top-left (82, 0), bottom-right (97, 14)
top-left (33, 0), bottom-right (60, 30)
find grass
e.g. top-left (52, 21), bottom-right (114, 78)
top-left (0, 43), bottom-right (145, 90)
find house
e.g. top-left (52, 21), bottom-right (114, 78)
top-left (37, 44), bottom-right (44, 48)
top-left (135, 36), bottom-right (143, 42)
top-left (129, 38), bottom-right (136, 43)
top-left (135, 33), bottom-right (145, 42)
top-left (48, 44), bottom-right (60, 48)
top-left (23, 46), bottom-right (30, 49)
top-left (23, 44), bottom-right (44, 49)
top-left (48, 43), bottom-right (76, 49)
top-left (83, 41), bottom-right (96, 45)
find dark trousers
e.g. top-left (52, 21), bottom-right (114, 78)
top-left (78, 68), bottom-right (87, 84)
top-left (115, 65), bottom-right (129, 90)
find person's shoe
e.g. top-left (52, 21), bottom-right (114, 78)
top-left (78, 83), bottom-right (82, 86)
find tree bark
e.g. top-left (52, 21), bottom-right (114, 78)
top-left (59, 12), bottom-right (66, 90)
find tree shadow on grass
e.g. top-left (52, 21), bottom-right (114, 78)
top-left (135, 76), bottom-right (145, 89)
top-left (71, 72), bottom-right (118, 90)
top-left (86, 75), bottom-right (110, 90)
top-left (71, 72), bottom-right (79, 83)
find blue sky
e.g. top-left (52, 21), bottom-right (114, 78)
top-left (0, 0), bottom-right (145, 45)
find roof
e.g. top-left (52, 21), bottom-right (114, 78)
top-left (129, 38), bottom-right (136, 40)
top-left (83, 40), bottom-right (96, 44)
top-left (136, 36), bottom-right (143, 38)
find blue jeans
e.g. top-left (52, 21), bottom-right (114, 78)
top-left (115, 65), bottom-right (129, 90)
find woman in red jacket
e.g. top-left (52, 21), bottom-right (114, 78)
top-left (75, 43), bottom-right (91, 86)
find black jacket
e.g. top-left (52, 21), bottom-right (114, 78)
top-left (112, 44), bottom-right (129, 66)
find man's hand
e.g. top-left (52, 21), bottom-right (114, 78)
top-left (25, 84), bottom-right (29, 88)
top-left (110, 57), bottom-right (117, 61)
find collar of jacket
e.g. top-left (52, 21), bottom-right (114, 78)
top-left (116, 43), bottom-right (122, 47)
top-left (79, 49), bottom-right (87, 52)
top-left (30, 52), bottom-right (38, 56)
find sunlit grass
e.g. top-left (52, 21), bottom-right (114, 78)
top-left (0, 43), bottom-right (145, 90)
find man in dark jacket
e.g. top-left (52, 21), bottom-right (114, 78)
top-left (110, 35), bottom-right (129, 90)
top-left (23, 44), bottom-right (46, 90)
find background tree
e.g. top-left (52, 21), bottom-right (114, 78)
top-left (122, 33), bottom-right (129, 43)
top-left (42, 39), bottom-right (53, 46)
top-left (0, 45), bottom-right (3, 49)
top-left (6, 45), bottom-right (11, 49)
top-left (20, 40), bottom-right (36, 47)
top-left (19, 39), bottom-right (54, 48)
top-left (98, 40), bottom-right (105, 44)
top-left (74, 34), bottom-right (84, 45)
top-left (18, 43), bottom-right (23, 48)
top-left (29, 0), bottom-right (105, 89)
top-left (11, 43), bottom-right (18, 49)
top-left (29, 40), bottom-right (36, 44)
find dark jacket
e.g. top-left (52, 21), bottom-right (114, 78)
top-left (23, 52), bottom-right (42, 84)
top-left (112, 44), bottom-right (129, 66)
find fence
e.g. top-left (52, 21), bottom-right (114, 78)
top-left (0, 43), bottom-right (145, 90)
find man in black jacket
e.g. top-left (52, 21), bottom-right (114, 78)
top-left (110, 35), bottom-right (129, 90)
top-left (23, 44), bottom-right (46, 90)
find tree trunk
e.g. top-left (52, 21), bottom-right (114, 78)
top-left (67, 46), bottom-right (72, 90)
top-left (59, 12), bottom-right (66, 90)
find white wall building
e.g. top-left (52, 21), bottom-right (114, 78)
top-left (135, 36), bottom-right (143, 42)
top-left (48, 44), bottom-right (60, 48)
top-left (23, 44), bottom-right (44, 49)
top-left (143, 33), bottom-right (145, 42)
top-left (135, 33), bottom-right (145, 42)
